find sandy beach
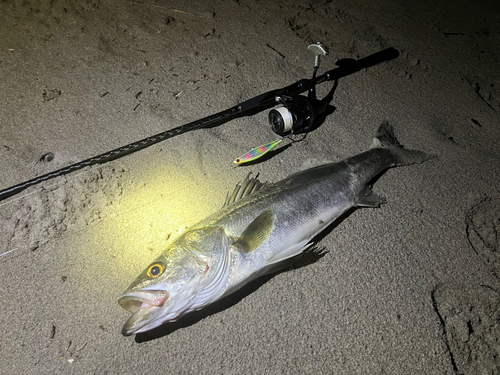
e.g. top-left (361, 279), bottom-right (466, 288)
top-left (1, 0), bottom-right (499, 373)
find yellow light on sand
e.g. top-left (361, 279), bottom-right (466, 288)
top-left (77, 157), bottom-right (226, 286)
top-left (114, 167), bottom-right (221, 277)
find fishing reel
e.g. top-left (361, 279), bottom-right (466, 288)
top-left (269, 42), bottom-right (329, 136)
top-left (269, 94), bottom-right (327, 136)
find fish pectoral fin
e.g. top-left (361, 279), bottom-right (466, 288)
top-left (356, 187), bottom-right (386, 208)
top-left (234, 210), bottom-right (275, 253)
top-left (267, 239), bottom-right (313, 265)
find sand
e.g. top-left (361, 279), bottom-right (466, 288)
top-left (1, 0), bottom-right (499, 374)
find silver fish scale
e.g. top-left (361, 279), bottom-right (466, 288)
top-left (118, 122), bottom-right (434, 335)
top-left (192, 148), bottom-right (397, 295)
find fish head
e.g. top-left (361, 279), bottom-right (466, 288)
top-left (118, 226), bottom-right (230, 336)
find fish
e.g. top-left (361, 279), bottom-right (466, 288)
top-left (118, 122), bottom-right (432, 336)
top-left (233, 139), bottom-right (283, 164)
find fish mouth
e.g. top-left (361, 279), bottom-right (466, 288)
top-left (118, 290), bottom-right (170, 336)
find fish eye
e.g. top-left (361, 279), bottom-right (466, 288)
top-left (147, 263), bottom-right (165, 278)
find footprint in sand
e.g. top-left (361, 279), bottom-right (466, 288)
top-left (466, 197), bottom-right (500, 280)
top-left (429, 197), bottom-right (500, 373)
top-left (432, 283), bottom-right (500, 375)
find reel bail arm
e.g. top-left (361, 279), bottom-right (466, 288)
top-left (0, 46), bottom-right (399, 202)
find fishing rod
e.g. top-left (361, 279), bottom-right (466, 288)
top-left (0, 44), bottom-right (399, 202)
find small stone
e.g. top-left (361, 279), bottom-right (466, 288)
top-left (40, 152), bottom-right (55, 162)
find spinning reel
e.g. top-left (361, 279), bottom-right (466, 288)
top-left (269, 42), bottom-right (330, 136)
top-left (0, 43), bottom-right (399, 200)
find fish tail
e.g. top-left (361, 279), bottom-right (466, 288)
top-left (372, 121), bottom-right (434, 166)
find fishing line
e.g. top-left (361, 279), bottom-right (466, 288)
top-left (0, 43), bottom-right (399, 200)
top-left (0, 248), bottom-right (18, 258)
top-left (0, 159), bottom-right (215, 259)
top-left (0, 167), bottom-right (101, 259)
top-left (0, 45), bottom-right (400, 260)
top-left (0, 46), bottom-right (399, 202)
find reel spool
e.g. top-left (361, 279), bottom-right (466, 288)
top-left (269, 95), bottom-right (316, 136)
top-left (269, 42), bottom-right (329, 137)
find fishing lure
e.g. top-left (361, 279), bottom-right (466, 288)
top-left (233, 139), bottom-right (283, 165)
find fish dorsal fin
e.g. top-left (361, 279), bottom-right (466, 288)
top-left (223, 173), bottom-right (265, 207)
top-left (234, 210), bottom-right (275, 253)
